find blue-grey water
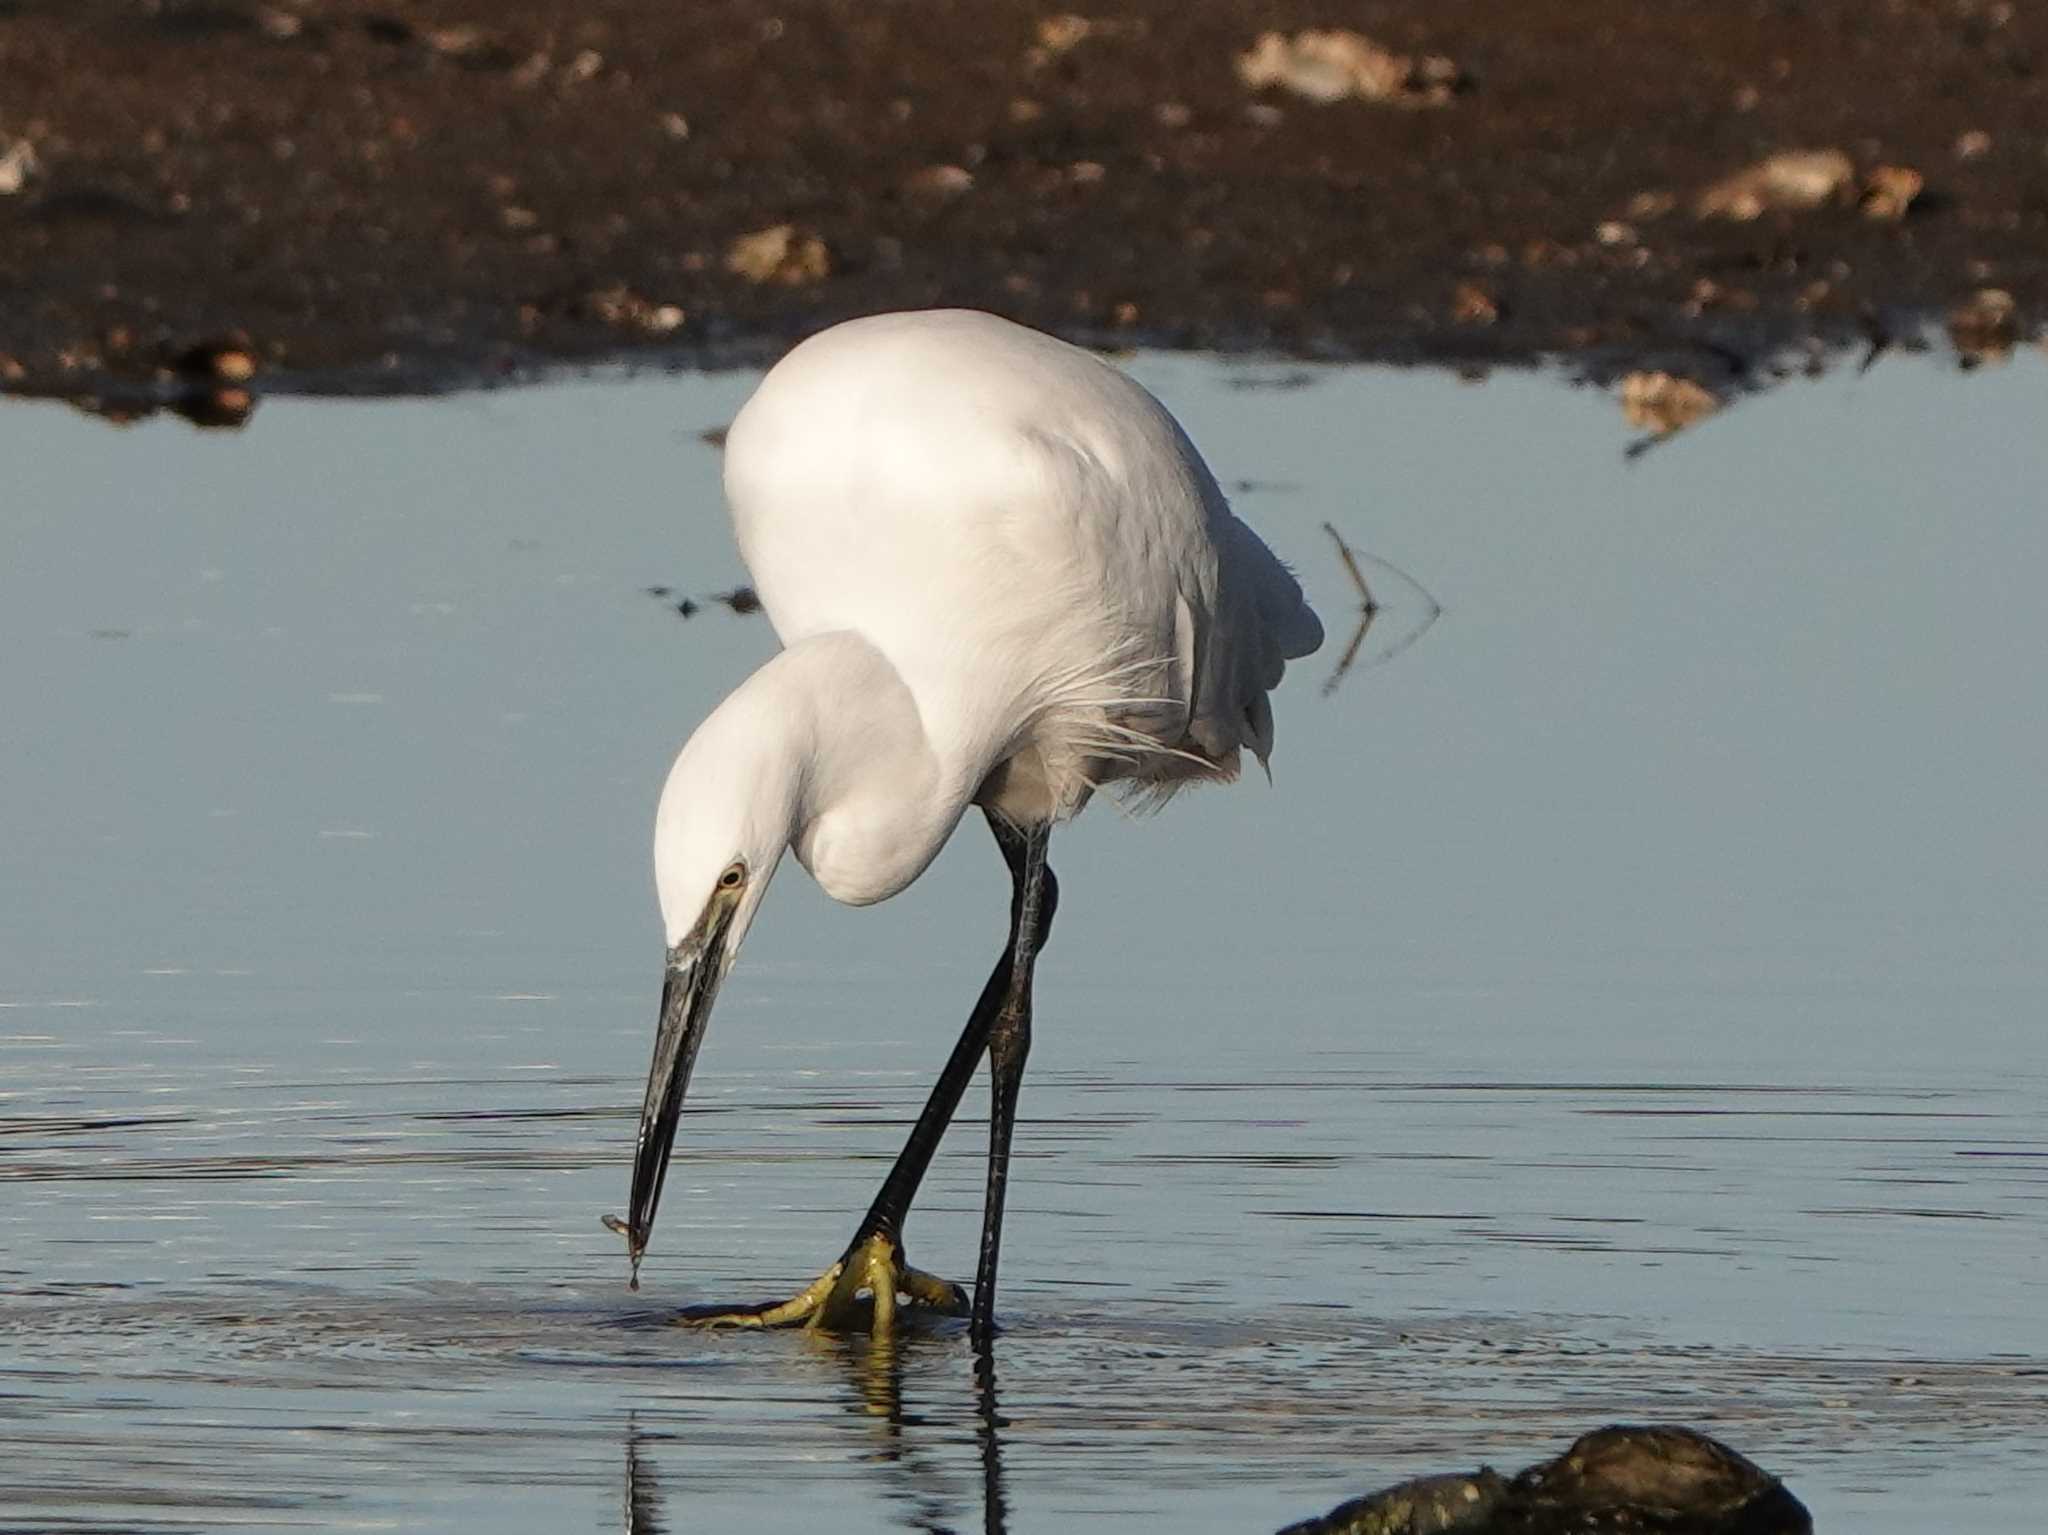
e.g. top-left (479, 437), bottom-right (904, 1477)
top-left (3, 350), bottom-right (2044, 1533)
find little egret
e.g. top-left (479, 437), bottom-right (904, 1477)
top-left (622, 309), bottom-right (1322, 1345)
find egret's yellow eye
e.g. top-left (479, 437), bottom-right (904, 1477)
top-left (718, 864), bottom-right (745, 891)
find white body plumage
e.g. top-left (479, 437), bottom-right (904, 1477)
top-left (654, 309), bottom-right (1321, 942)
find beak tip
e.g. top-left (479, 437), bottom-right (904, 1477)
top-left (604, 1212), bottom-right (651, 1288)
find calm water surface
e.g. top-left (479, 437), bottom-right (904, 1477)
top-left (3, 352), bottom-right (2044, 1532)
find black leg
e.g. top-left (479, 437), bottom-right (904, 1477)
top-left (845, 951), bottom-right (1014, 1258)
top-left (682, 812), bottom-right (1057, 1335)
top-left (842, 814), bottom-right (1054, 1268)
top-left (973, 815), bottom-right (1055, 1347)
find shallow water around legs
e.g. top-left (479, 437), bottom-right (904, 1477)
top-left (3, 354), bottom-right (2045, 1533)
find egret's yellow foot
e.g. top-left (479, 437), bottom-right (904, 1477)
top-left (677, 1232), bottom-right (968, 1333)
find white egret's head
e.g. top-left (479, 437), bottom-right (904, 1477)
top-left (624, 676), bottom-right (808, 1282)
top-left (652, 686), bottom-right (800, 953)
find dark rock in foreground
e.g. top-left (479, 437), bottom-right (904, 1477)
top-left (1279, 1425), bottom-right (1811, 1535)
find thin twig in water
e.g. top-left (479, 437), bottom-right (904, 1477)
top-left (1325, 521), bottom-right (1378, 615)
top-left (1320, 522), bottom-right (1443, 696)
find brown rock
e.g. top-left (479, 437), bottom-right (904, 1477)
top-left (1035, 14), bottom-right (1094, 57)
top-left (1695, 149), bottom-right (1855, 220)
top-left (1450, 282), bottom-right (1498, 325)
top-left (584, 285), bottom-right (685, 335)
top-left (1948, 287), bottom-right (2018, 363)
top-left (1236, 29), bottom-right (1461, 108)
top-left (1682, 277), bottom-right (1725, 315)
top-left (905, 164), bottom-right (975, 198)
top-left (174, 338), bottom-right (259, 382)
top-left (1026, 14), bottom-right (1144, 69)
top-left (1620, 371), bottom-right (1718, 436)
top-left (725, 225), bottom-right (832, 286)
top-left (425, 25), bottom-right (488, 58)
top-left (0, 138), bottom-right (38, 196)
top-left (1861, 164), bottom-right (1923, 222)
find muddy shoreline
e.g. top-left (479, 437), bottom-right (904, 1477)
top-left (3, 1), bottom-right (2044, 414)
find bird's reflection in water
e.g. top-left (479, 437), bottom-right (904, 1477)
top-left (622, 1415), bottom-right (670, 1535)
top-left (973, 1353), bottom-right (1011, 1535)
top-left (619, 1336), bottom-right (1010, 1535)
top-left (835, 1333), bottom-right (1011, 1535)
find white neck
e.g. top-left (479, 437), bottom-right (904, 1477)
top-left (778, 634), bottom-right (959, 906)
top-left (657, 633), bottom-right (963, 925)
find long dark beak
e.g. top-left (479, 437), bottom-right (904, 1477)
top-left (619, 906), bottom-right (736, 1287)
